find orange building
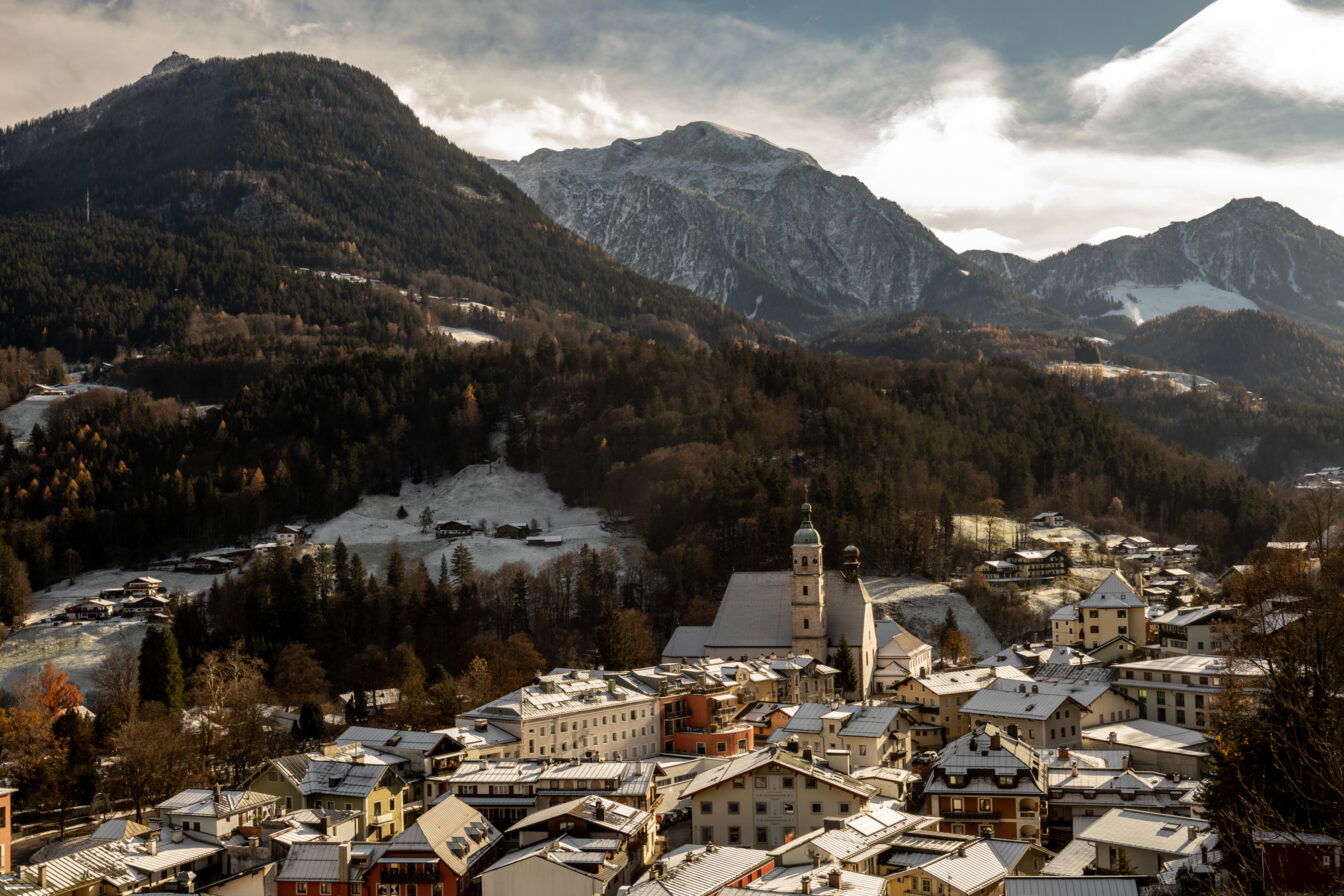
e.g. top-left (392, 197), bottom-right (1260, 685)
top-left (0, 788), bottom-right (12, 874)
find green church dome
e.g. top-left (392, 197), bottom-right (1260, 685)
top-left (793, 501), bottom-right (822, 546)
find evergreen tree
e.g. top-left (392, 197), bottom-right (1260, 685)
top-left (418, 507), bottom-right (434, 533)
top-left (345, 688), bottom-right (370, 725)
top-left (509, 571), bottom-right (530, 636)
top-left (450, 543), bottom-right (475, 586)
top-left (297, 701), bottom-right (326, 741)
top-left (0, 543), bottom-right (30, 627)
top-left (138, 625), bottom-right (184, 715)
top-left (831, 635), bottom-right (859, 694)
top-left (593, 602), bottom-right (632, 670)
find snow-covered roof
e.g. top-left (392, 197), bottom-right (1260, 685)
top-left (1079, 572), bottom-right (1143, 608)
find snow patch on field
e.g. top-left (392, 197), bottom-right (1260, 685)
top-left (1098, 280), bottom-right (1258, 325)
top-left (0, 383), bottom-right (125, 445)
top-left (0, 618), bottom-right (148, 695)
top-left (865, 576), bottom-right (1001, 659)
top-left (309, 462), bottom-right (642, 578)
top-left (438, 326), bottom-right (500, 344)
top-left (1, 567), bottom-right (215, 694)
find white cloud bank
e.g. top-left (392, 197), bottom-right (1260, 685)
top-left (1, 0), bottom-right (1342, 257)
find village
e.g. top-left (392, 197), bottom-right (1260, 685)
top-left (0, 501), bottom-right (1333, 896)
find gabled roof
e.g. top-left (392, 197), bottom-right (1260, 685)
top-left (156, 788), bottom-right (278, 817)
top-left (335, 726), bottom-right (456, 756)
top-left (901, 665), bottom-right (1031, 696)
top-left (774, 807), bottom-right (938, 864)
top-left (721, 861), bottom-right (886, 896)
top-left (508, 795), bottom-right (650, 838)
top-left (961, 680), bottom-right (1090, 721)
top-left (681, 745), bottom-right (873, 800)
top-left (1078, 808), bottom-right (1215, 858)
top-left (480, 834), bottom-right (627, 883)
top-left (300, 757), bottom-right (401, 798)
top-left (626, 843), bottom-right (773, 896)
top-left (386, 795), bottom-right (500, 876)
top-left (925, 724), bottom-right (1045, 796)
top-left (1080, 572), bottom-right (1143, 609)
top-left (900, 838), bottom-right (1036, 893)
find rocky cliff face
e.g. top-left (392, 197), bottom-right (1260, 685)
top-left (491, 122), bottom-right (1060, 336)
top-left (966, 198), bottom-right (1344, 336)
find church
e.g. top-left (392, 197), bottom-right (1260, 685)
top-left (662, 503), bottom-right (885, 697)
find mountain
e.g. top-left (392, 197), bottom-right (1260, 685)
top-left (489, 122), bottom-right (1067, 336)
top-left (0, 53), bottom-right (761, 346)
top-left (1117, 306), bottom-right (1344, 397)
top-left (966, 198), bottom-right (1344, 338)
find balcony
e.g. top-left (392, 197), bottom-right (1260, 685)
top-left (943, 810), bottom-right (1001, 821)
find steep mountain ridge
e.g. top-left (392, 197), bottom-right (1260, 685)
top-left (491, 122), bottom-right (1067, 336)
top-left (966, 198), bottom-right (1344, 337)
top-left (0, 53), bottom-right (762, 346)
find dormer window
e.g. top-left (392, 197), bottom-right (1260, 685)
top-left (946, 774), bottom-right (964, 786)
top-left (997, 775), bottom-right (1014, 787)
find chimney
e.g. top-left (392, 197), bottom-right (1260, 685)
top-left (989, 733), bottom-right (1001, 750)
top-left (811, 851), bottom-right (822, 869)
top-left (825, 750), bottom-right (850, 774)
top-left (801, 876), bottom-right (812, 895)
top-left (652, 861), bottom-right (666, 879)
top-left (214, 782), bottom-right (223, 803)
top-left (956, 843), bottom-right (967, 858)
top-left (968, 736), bottom-right (978, 752)
top-left (37, 867), bottom-right (48, 889)
top-left (827, 870), bottom-right (842, 889)
top-left (339, 842), bottom-right (351, 872)
top-left (842, 546), bottom-right (861, 582)
top-left (474, 718), bottom-right (488, 732)
top-left (1031, 684), bottom-right (1038, 694)
top-left (1187, 826), bottom-right (1199, 842)
top-left (1122, 754), bottom-right (1130, 771)
top-left (595, 801), bottom-right (606, 822)
top-left (1057, 746), bottom-right (1069, 761)
top-left (148, 834), bottom-right (159, 856)
top-left (1007, 724), bottom-right (1019, 740)
top-left (705, 841), bottom-right (717, 854)
top-left (1070, 761), bottom-right (1078, 778)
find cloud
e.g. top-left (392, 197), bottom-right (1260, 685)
top-left (2, 0), bottom-right (1343, 259)
top-left (1074, 0), bottom-right (1344, 114)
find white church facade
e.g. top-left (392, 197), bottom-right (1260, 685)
top-left (662, 503), bottom-right (924, 699)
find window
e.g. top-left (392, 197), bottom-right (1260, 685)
top-left (296, 886), bottom-right (308, 895)
top-left (839, 803), bottom-right (850, 814)
top-left (755, 776), bottom-right (767, 788)
top-left (320, 885), bottom-right (332, 895)
top-left (700, 826), bottom-right (714, 842)
top-left (756, 827), bottom-right (768, 844)
top-left (803, 586), bottom-right (809, 595)
top-left (1176, 710), bottom-right (1186, 724)
top-left (1089, 610), bottom-right (1099, 618)
top-left (978, 798), bottom-right (991, 812)
top-left (922, 879), bottom-right (932, 893)
top-left (781, 776), bottom-right (794, 789)
top-left (728, 802), bottom-right (740, 815)
top-left (783, 802), bottom-right (795, 814)
top-left (859, 745), bottom-right (867, 756)
top-left (1090, 625), bottom-right (1100, 634)
top-left (728, 826), bottom-right (742, 843)
top-left (951, 797), bottom-right (963, 811)
top-left (700, 801), bottom-right (712, 815)
top-left (804, 778), bottom-right (817, 789)
top-left (732, 778), bottom-right (745, 789)
top-left (803, 618), bottom-right (810, 629)
top-left (811, 803), bottom-right (822, 814)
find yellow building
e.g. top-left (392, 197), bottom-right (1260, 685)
top-left (247, 745), bottom-right (411, 840)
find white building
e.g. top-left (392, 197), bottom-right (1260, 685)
top-left (456, 668), bottom-right (660, 761)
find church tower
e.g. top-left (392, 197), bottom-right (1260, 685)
top-left (790, 502), bottom-right (829, 659)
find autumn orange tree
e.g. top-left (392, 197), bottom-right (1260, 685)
top-left (0, 661), bottom-right (83, 812)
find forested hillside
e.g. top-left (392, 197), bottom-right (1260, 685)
top-left (0, 53), bottom-right (760, 346)
top-left (1118, 306), bottom-right (1344, 397)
